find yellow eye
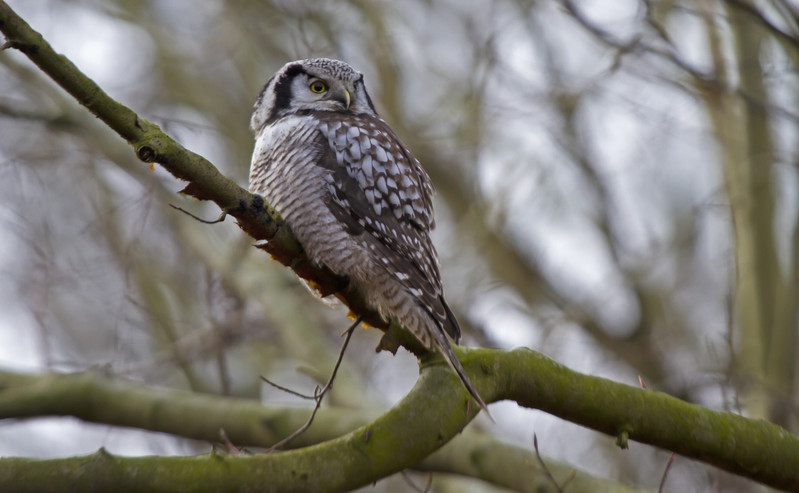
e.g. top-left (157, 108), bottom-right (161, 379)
top-left (309, 80), bottom-right (328, 93)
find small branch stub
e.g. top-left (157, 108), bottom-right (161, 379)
top-left (616, 430), bottom-right (630, 450)
top-left (136, 145), bottom-right (155, 163)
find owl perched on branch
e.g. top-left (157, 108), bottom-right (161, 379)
top-left (249, 58), bottom-right (489, 416)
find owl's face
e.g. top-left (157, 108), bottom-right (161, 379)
top-left (251, 58), bottom-right (377, 133)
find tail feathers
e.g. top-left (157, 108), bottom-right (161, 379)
top-left (434, 336), bottom-right (494, 422)
top-left (440, 296), bottom-right (462, 342)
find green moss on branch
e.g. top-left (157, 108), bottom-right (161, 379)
top-left (2, 349), bottom-right (799, 490)
top-left (0, 0), bottom-right (390, 335)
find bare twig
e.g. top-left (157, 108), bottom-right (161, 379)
top-left (260, 376), bottom-right (317, 400)
top-left (218, 428), bottom-right (248, 456)
top-left (400, 471), bottom-right (433, 493)
top-left (532, 433), bottom-right (566, 492)
top-left (168, 204), bottom-right (227, 224)
top-left (658, 453), bottom-right (676, 492)
top-left (562, 469), bottom-right (576, 490)
top-left (264, 317), bottom-right (361, 452)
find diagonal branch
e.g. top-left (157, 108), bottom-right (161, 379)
top-left (0, 0), bottom-right (389, 334)
top-left (264, 317), bottom-right (360, 452)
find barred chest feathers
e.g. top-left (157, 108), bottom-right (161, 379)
top-left (248, 57), bottom-right (491, 417)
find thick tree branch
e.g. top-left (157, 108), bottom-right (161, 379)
top-left (0, 368), bottom-right (653, 493)
top-left (0, 0), bottom-right (388, 333)
top-left (2, 348), bottom-right (799, 491)
top-left (0, 361), bottom-right (483, 493)
top-left (421, 432), bottom-right (650, 493)
top-left (0, 369), bottom-right (371, 450)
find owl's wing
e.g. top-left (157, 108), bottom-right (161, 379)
top-left (313, 112), bottom-right (460, 342)
top-left (316, 113), bottom-right (434, 229)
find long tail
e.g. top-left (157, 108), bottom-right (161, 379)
top-left (433, 333), bottom-right (494, 422)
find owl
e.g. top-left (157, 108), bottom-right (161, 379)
top-left (249, 58), bottom-right (488, 416)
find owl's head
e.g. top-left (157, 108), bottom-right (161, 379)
top-left (251, 58), bottom-right (377, 133)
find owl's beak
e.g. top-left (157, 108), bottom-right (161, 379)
top-left (333, 88), bottom-right (351, 110)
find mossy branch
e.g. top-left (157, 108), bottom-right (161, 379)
top-left (0, 363), bottom-right (481, 493)
top-left (0, 367), bottom-right (651, 493)
top-left (0, 0), bottom-right (387, 333)
top-left (2, 349), bottom-right (799, 490)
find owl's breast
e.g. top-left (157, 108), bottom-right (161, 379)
top-left (249, 115), bottom-right (329, 214)
top-left (248, 114), bottom-right (359, 272)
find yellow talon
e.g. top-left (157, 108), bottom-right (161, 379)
top-left (344, 312), bottom-right (370, 329)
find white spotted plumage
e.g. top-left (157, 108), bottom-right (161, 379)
top-left (249, 58), bottom-right (489, 416)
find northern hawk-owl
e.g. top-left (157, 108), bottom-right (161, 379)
top-left (249, 58), bottom-right (488, 415)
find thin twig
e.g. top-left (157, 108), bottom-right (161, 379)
top-left (533, 434), bottom-right (564, 493)
top-left (260, 376), bottom-right (316, 400)
top-left (169, 204), bottom-right (227, 224)
top-left (562, 469), bottom-right (576, 490)
top-left (658, 453), bottom-right (676, 492)
top-left (400, 471), bottom-right (433, 493)
top-left (218, 428), bottom-right (248, 456)
top-left (265, 317), bottom-right (361, 452)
